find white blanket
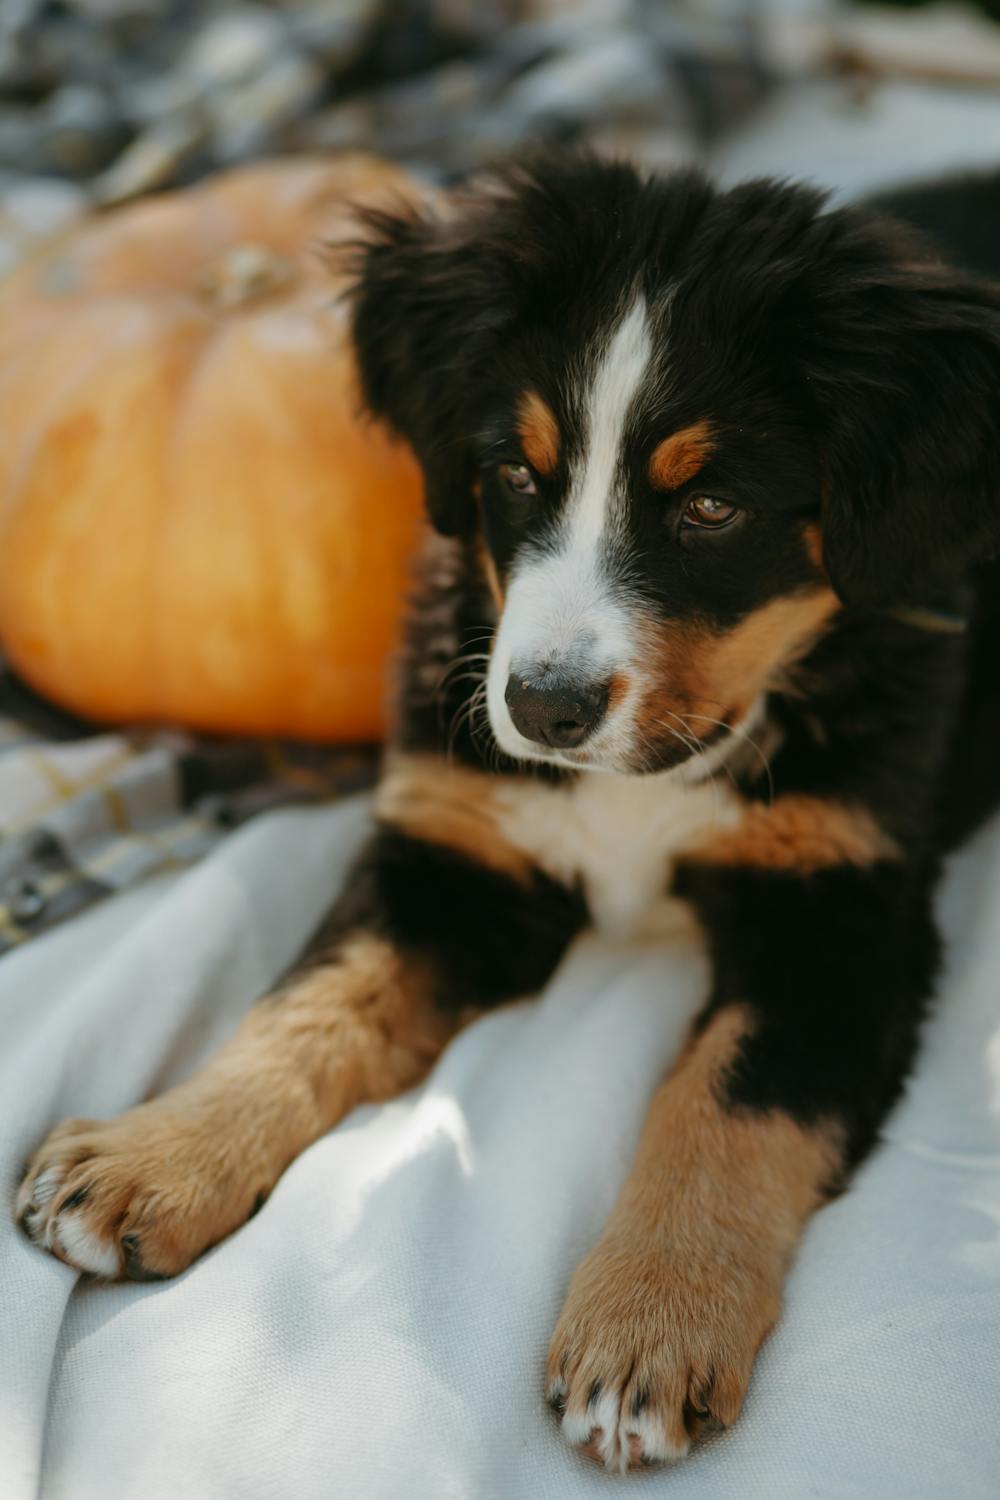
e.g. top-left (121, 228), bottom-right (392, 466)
top-left (2, 796), bottom-right (999, 1499)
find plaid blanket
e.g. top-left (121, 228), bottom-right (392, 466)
top-left (0, 669), bottom-right (376, 953)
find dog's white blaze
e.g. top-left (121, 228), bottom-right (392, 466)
top-left (488, 295), bottom-right (653, 762)
top-left (565, 293), bottom-right (652, 551)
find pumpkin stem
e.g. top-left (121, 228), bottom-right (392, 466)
top-left (197, 244), bottom-right (295, 310)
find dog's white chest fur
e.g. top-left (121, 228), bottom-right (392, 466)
top-left (494, 769), bottom-right (740, 939)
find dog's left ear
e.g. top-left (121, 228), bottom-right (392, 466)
top-left (347, 197), bottom-right (512, 536)
top-left (805, 224), bottom-right (1000, 605)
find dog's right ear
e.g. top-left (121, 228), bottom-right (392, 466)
top-left (348, 199), bottom-right (511, 536)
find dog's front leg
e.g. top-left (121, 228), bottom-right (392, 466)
top-left (17, 780), bottom-right (585, 1280)
top-left (549, 806), bottom-right (932, 1470)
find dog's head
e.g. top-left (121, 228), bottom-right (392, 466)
top-left (350, 155), bottom-right (1000, 774)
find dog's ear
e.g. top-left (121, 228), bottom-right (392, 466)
top-left (346, 151), bottom-right (654, 536)
top-left (347, 197), bottom-right (512, 536)
top-left (803, 221), bottom-right (1000, 604)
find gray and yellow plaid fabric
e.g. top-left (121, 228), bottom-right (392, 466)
top-left (0, 668), bottom-right (377, 953)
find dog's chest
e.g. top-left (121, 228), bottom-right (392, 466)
top-left (494, 771), bottom-right (740, 939)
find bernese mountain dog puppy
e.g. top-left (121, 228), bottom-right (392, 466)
top-left (17, 156), bottom-right (1000, 1472)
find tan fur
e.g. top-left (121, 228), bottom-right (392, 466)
top-left (684, 588), bottom-right (839, 718)
top-left (17, 936), bottom-right (462, 1278)
top-left (375, 753), bottom-right (534, 882)
top-left (648, 420), bottom-right (714, 491)
top-left (804, 520), bottom-right (825, 572)
top-left (633, 587), bottom-right (838, 751)
top-left (687, 794), bottom-right (899, 874)
top-left (478, 539), bottom-right (505, 609)
top-left (548, 1007), bottom-right (841, 1467)
top-left (605, 672), bottom-right (629, 716)
top-left (516, 389), bottom-right (560, 476)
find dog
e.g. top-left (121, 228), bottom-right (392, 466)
top-left (17, 154), bottom-right (1000, 1472)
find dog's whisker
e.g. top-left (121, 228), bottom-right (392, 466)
top-left (434, 652), bottom-right (491, 697)
top-left (439, 670), bottom-right (490, 693)
top-left (684, 711), bottom-right (775, 805)
top-left (664, 710), bottom-right (738, 802)
top-left (444, 682), bottom-right (488, 762)
top-left (443, 678), bottom-right (494, 762)
top-left (465, 682), bottom-right (499, 767)
top-left (639, 711), bottom-right (732, 815)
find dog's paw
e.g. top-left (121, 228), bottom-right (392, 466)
top-left (546, 1236), bottom-right (779, 1472)
top-left (16, 1101), bottom-right (269, 1280)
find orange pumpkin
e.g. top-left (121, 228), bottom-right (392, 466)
top-left (0, 155), bottom-right (430, 742)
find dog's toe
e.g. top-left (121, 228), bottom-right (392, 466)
top-left (546, 1239), bottom-right (776, 1471)
top-left (15, 1101), bottom-right (269, 1280)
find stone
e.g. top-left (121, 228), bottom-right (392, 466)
top-left (61, 0), bottom-right (174, 18)
top-left (184, 7), bottom-right (289, 88)
top-left (0, 83), bottom-right (128, 178)
top-left (285, 2), bottom-right (372, 67)
top-left (0, 173), bottom-right (90, 277)
top-left (93, 117), bottom-right (206, 205)
top-left (207, 51), bottom-right (324, 162)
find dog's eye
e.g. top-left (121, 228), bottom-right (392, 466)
top-left (498, 462), bottom-right (537, 497)
top-left (683, 495), bottom-right (740, 529)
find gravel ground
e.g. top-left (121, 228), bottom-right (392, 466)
top-left (1, 1), bottom-right (998, 265)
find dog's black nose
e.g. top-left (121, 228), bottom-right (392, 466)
top-left (505, 672), bottom-right (610, 749)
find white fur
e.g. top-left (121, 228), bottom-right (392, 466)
top-left (18, 1163), bottom-right (121, 1275)
top-left (567, 294), bottom-right (652, 551)
top-left (558, 1385), bottom-right (688, 1472)
top-left (494, 758), bottom-right (741, 939)
top-left (30, 1165), bottom-right (63, 1209)
top-left (55, 1213), bottom-right (119, 1277)
top-left (617, 1406), bottom-right (690, 1471)
top-left (488, 295), bottom-right (653, 768)
top-left (561, 1385), bottom-right (623, 1460)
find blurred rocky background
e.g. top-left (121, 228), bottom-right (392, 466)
top-left (1, 0), bottom-right (999, 271)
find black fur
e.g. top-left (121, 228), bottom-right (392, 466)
top-left (314, 826), bottom-right (586, 1010)
top-left (872, 166), bottom-right (1000, 281)
top-left (334, 155), bottom-right (1000, 1219)
top-left (351, 156), bottom-right (1000, 610)
top-left (674, 859), bottom-right (940, 1173)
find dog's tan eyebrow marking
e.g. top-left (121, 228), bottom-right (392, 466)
top-left (516, 390), bottom-right (560, 476)
top-left (649, 419), bottom-right (715, 491)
